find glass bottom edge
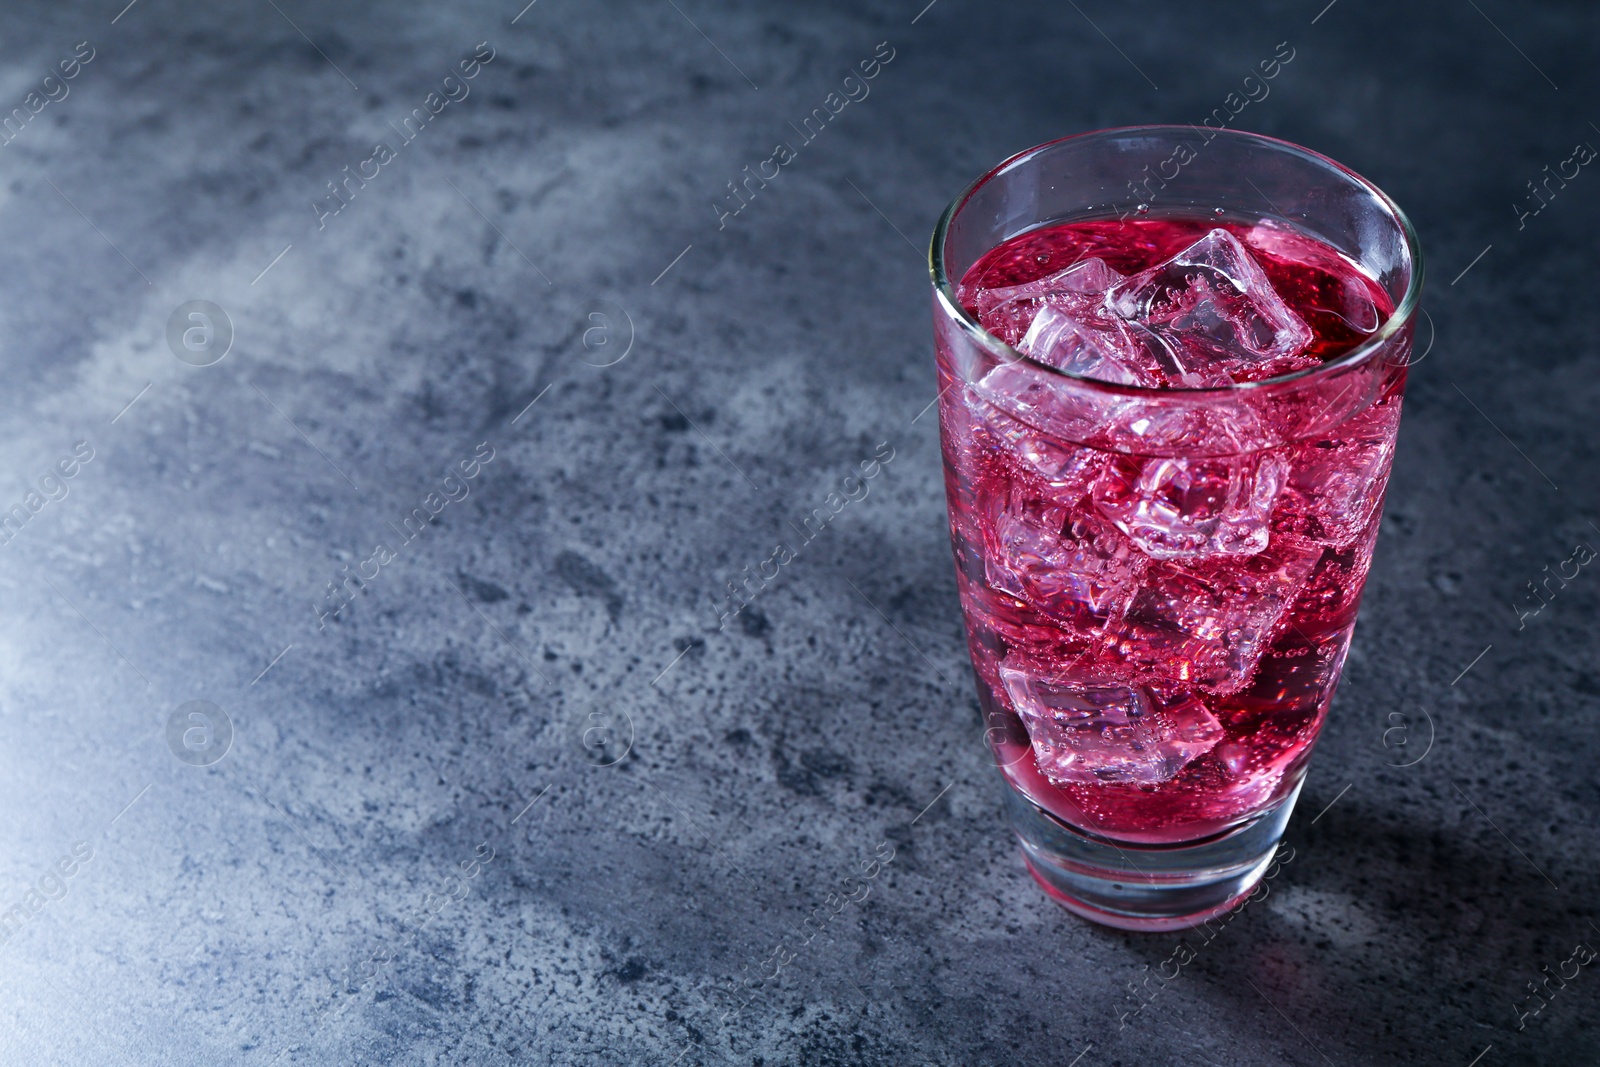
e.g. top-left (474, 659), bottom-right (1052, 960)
top-left (1006, 778), bottom-right (1302, 931)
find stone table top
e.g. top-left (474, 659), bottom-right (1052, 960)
top-left (0, 0), bottom-right (1595, 1063)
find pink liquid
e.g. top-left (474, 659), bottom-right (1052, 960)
top-left (943, 216), bottom-right (1402, 844)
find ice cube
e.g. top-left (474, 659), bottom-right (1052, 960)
top-left (967, 387), bottom-right (1105, 492)
top-left (1277, 398), bottom-right (1402, 548)
top-left (972, 257), bottom-right (1126, 317)
top-left (970, 358), bottom-right (1131, 448)
top-left (1018, 303), bottom-right (1167, 387)
top-left (999, 667), bottom-right (1223, 785)
top-left (1243, 220), bottom-right (1381, 335)
top-left (1104, 533), bottom-right (1324, 695)
top-left (984, 490), bottom-right (1145, 628)
top-left (1108, 229), bottom-right (1314, 383)
top-left (1117, 400), bottom-right (1272, 455)
top-left (968, 258), bottom-right (1127, 346)
top-left (1091, 449), bottom-right (1290, 559)
top-left (984, 491), bottom-right (1068, 602)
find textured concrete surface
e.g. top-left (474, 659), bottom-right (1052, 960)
top-left (0, 0), bottom-right (1595, 1063)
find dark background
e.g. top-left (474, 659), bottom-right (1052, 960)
top-left (0, 0), bottom-right (1595, 1063)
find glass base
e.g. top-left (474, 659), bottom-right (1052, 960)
top-left (1006, 779), bottom-right (1303, 932)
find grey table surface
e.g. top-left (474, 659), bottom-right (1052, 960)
top-left (0, 0), bottom-right (1596, 1064)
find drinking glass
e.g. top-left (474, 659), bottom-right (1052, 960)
top-left (929, 127), bottom-right (1421, 930)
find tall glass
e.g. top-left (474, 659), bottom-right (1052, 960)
top-left (930, 127), bottom-right (1421, 930)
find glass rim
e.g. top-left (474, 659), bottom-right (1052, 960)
top-left (928, 125), bottom-right (1426, 396)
